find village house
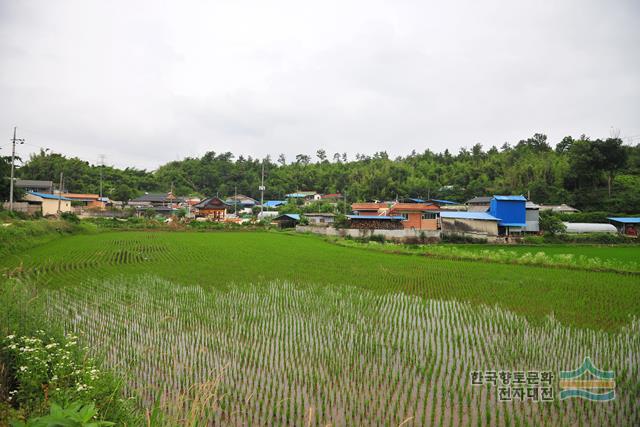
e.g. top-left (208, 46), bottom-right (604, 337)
top-left (538, 203), bottom-right (579, 213)
top-left (272, 213), bottom-right (300, 228)
top-left (320, 193), bottom-right (342, 203)
top-left (129, 192), bottom-right (180, 208)
top-left (23, 191), bottom-right (72, 216)
top-left (607, 217), bottom-right (640, 236)
top-left (263, 200), bottom-right (286, 209)
top-left (15, 179), bottom-right (54, 194)
top-left (524, 201), bottom-right (540, 233)
top-left (351, 202), bottom-right (388, 216)
top-left (192, 197), bottom-right (230, 221)
top-left (466, 196), bottom-right (492, 212)
top-left (305, 213), bottom-right (335, 226)
top-left (225, 194), bottom-right (258, 209)
top-left (387, 202), bottom-right (440, 230)
top-left (62, 193), bottom-right (108, 211)
top-left (285, 191), bottom-right (320, 204)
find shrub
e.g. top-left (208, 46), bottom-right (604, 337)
top-left (60, 212), bottom-right (80, 224)
top-left (369, 234), bottom-right (385, 243)
top-left (11, 402), bottom-right (114, 427)
top-left (333, 214), bottom-right (349, 229)
top-left (441, 233), bottom-right (487, 244)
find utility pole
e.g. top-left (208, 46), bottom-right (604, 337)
top-left (57, 171), bottom-right (64, 214)
top-left (259, 160), bottom-right (265, 215)
top-left (9, 127), bottom-right (25, 212)
top-left (234, 185), bottom-right (238, 215)
top-left (98, 154), bottom-right (105, 198)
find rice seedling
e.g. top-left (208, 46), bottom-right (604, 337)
top-left (39, 275), bottom-right (640, 426)
top-left (2, 231), bottom-right (639, 424)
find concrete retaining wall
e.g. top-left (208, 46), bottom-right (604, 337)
top-left (296, 225), bottom-right (441, 242)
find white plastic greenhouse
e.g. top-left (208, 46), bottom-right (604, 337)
top-left (563, 222), bottom-right (617, 234)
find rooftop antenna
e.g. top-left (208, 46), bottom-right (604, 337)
top-left (8, 127), bottom-right (25, 212)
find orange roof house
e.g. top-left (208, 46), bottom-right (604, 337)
top-left (387, 202), bottom-right (440, 230)
top-left (351, 202), bottom-right (389, 215)
top-left (61, 193), bottom-right (107, 209)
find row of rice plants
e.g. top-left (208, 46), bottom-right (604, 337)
top-left (3, 231), bottom-right (639, 330)
top-left (43, 275), bottom-right (640, 426)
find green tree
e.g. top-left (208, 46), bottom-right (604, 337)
top-left (539, 211), bottom-right (566, 235)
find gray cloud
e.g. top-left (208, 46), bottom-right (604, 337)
top-left (1, 0), bottom-right (639, 169)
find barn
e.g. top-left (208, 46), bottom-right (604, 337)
top-left (272, 214), bottom-right (301, 228)
top-left (489, 195), bottom-right (527, 235)
top-left (439, 212), bottom-right (500, 236)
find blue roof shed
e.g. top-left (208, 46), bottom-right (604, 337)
top-left (489, 195), bottom-right (526, 227)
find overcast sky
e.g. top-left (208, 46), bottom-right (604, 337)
top-left (1, 0), bottom-right (639, 170)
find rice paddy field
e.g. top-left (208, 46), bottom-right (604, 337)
top-left (2, 231), bottom-right (640, 425)
top-left (452, 243), bottom-right (640, 264)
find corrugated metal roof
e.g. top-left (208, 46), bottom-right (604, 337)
top-left (351, 203), bottom-right (386, 210)
top-left (347, 215), bottom-right (404, 220)
top-left (526, 201), bottom-right (540, 209)
top-left (388, 203), bottom-right (439, 212)
top-left (264, 200), bottom-right (286, 208)
top-left (430, 199), bottom-right (458, 205)
top-left (27, 191), bottom-right (72, 201)
top-left (275, 213), bottom-right (300, 220)
top-left (440, 212), bottom-right (500, 221)
top-left (466, 196), bottom-right (492, 204)
top-left (608, 217), bottom-right (640, 224)
top-left (493, 195), bottom-right (527, 201)
top-left (15, 179), bottom-right (53, 188)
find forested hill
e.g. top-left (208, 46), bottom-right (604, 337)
top-left (6, 133), bottom-right (640, 212)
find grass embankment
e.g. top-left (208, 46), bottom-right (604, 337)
top-left (330, 237), bottom-right (640, 274)
top-left (0, 217), bottom-right (98, 259)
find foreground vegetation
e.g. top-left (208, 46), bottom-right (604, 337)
top-left (1, 231), bottom-right (639, 424)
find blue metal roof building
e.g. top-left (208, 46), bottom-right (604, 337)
top-left (608, 217), bottom-right (640, 236)
top-left (439, 212), bottom-right (500, 221)
top-left (264, 200), bottom-right (286, 208)
top-left (607, 217), bottom-right (640, 224)
top-left (27, 191), bottom-right (72, 201)
top-left (489, 195), bottom-right (526, 228)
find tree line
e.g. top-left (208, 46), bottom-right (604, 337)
top-left (2, 133), bottom-right (639, 212)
